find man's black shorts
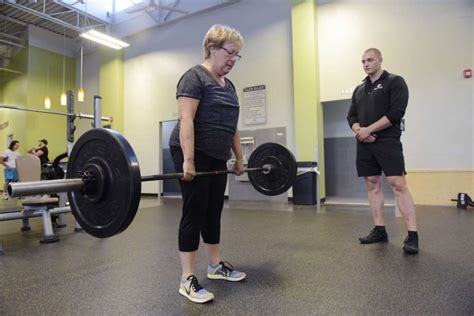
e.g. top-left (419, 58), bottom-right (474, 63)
top-left (356, 138), bottom-right (406, 177)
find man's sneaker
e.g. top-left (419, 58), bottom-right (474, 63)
top-left (359, 228), bottom-right (388, 244)
top-left (3, 193), bottom-right (8, 200)
top-left (207, 261), bottom-right (246, 282)
top-left (403, 233), bottom-right (419, 254)
top-left (178, 275), bottom-right (214, 304)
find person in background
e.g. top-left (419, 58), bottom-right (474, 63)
top-left (28, 139), bottom-right (49, 165)
top-left (1, 141), bottom-right (21, 200)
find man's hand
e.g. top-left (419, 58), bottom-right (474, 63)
top-left (233, 159), bottom-right (245, 176)
top-left (362, 134), bottom-right (377, 143)
top-left (182, 159), bottom-right (196, 182)
top-left (356, 127), bottom-right (372, 141)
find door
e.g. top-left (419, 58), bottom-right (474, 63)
top-left (161, 120), bottom-right (181, 196)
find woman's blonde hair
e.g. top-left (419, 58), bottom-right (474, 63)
top-left (203, 24), bottom-right (244, 59)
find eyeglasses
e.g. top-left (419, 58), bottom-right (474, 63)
top-left (220, 46), bottom-right (241, 61)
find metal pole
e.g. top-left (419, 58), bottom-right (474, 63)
top-left (8, 179), bottom-right (85, 197)
top-left (66, 90), bottom-right (75, 155)
top-left (0, 104), bottom-right (112, 122)
top-left (8, 165), bottom-right (270, 197)
top-left (141, 167), bottom-right (267, 182)
top-left (93, 96), bottom-right (102, 128)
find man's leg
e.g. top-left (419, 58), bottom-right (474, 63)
top-left (386, 175), bottom-right (418, 254)
top-left (365, 175), bottom-right (385, 226)
top-left (386, 176), bottom-right (417, 231)
top-left (359, 175), bottom-right (389, 244)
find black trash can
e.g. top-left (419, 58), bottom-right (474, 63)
top-left (292, 161), bottom-right (318, 205)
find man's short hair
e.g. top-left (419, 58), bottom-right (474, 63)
top-left (364, 48), bottom-right (382, 59)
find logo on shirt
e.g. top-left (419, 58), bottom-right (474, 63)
top-left (373, 83), bottom-right (383, 91)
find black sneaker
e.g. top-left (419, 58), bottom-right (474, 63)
top-left (403, 234), bottom-right (419, 254)
top-left (359, 228), bottom-right (388, 244)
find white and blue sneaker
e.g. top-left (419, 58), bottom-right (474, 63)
top-left (207, 261), bottom-right (246, 282)
top-left (179, 275), bottom-right (214, 304)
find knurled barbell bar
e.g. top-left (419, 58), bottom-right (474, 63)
top-left (8, 128), bottom-right (297, 238)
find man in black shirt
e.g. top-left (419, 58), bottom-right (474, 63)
top-left (28, 139), bottom-right (49, 165)
top-left (347, 48), bottom-right (418, 254)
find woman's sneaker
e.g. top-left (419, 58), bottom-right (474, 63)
top-left (207, 261), bottom-right (246, 282)
top-left (178, 275), bottom-right (214, 304)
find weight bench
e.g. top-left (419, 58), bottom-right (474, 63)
top-left (0, 156), bottom-right (71, 254)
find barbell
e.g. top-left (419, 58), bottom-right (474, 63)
top-left (8, 128), bottom-right (297, 239)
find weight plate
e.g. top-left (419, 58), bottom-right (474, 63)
top-left (247, 143), bottom-right (297, 196)
top-left (67, 128), bottom-right (141, 238)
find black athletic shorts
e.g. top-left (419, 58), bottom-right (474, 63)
top-left (356, 137), bottom-right (406, 177)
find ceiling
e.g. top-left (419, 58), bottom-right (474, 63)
top-left (0, 0), bottom-right (238, 68)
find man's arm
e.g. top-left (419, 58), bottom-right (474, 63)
top-left (347, 91), bottom-right (359, 131)
top-left (357, 76), bottom-right (408, 140)
top-left (30, 150), bottom-right (44, 157)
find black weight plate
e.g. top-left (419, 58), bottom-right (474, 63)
top-left (247, 143), bottom-right (297, 196)
top-left (67, 128), bottom-right (141, 238)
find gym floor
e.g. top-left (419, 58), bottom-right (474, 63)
top-left (0, 197), bottom-right (473, 315)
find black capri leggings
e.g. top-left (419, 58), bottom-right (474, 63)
top-left (170, 146), bottom-right (228, 252)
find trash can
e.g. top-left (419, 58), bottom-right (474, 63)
top-left (292, 161), bottom-right (318, 205)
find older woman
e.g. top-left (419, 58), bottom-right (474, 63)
top-left (169, 24), bottom-right (246, 304)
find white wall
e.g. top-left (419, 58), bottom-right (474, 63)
top-left (124, 0), bottom-right (294, 193)
top-left (317, 0), bottom-right (473, 170)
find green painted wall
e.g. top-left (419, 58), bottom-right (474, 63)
top-left (100, 48), bottom-right (124, 133)
top-left (26, 46), bottom-right (76, 158)
top-left (0, 46), bottom-right (76, 159)
top-left (0, 48), bottom-right (28, 155)
top-left (291, 0), bottom-right (326, 197)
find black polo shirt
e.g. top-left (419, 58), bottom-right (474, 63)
top-left (347, 70), bottom-right (409, 139)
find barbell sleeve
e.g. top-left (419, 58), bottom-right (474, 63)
top-left (8, 178), bottom-right (85, 198)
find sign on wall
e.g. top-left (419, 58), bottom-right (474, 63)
top-left (243, 85), bottom-right (266, 125)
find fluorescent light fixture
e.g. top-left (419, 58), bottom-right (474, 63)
top-left (80, 30), bottom-right (130, 50)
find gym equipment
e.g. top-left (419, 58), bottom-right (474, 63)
top-left (41, 152), bottom-right (67, 180)
top-left (8, 128), bottom-right (297, 238)
top-left (0, 104), bottom-right (112, 122)
top-left (451, 193), bottom-right (473, 210)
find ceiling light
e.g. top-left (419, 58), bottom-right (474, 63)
top-left (80, 30), bottom-right (129, 50)
top-left (44, 97), bottom-right (51, 109)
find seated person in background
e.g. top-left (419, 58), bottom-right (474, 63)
top-left (1, 140), bottom-right (21, 200)
top-left (28, 139), bottom-right (49, 165)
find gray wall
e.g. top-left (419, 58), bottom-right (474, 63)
top-left (228, 127), bottom-right (287, 202)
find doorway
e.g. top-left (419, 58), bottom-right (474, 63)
top-left (160, 120), bottom-right (181, 196)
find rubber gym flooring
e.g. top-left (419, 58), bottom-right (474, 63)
top-left (0, 197), bottom-right (473, 315)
